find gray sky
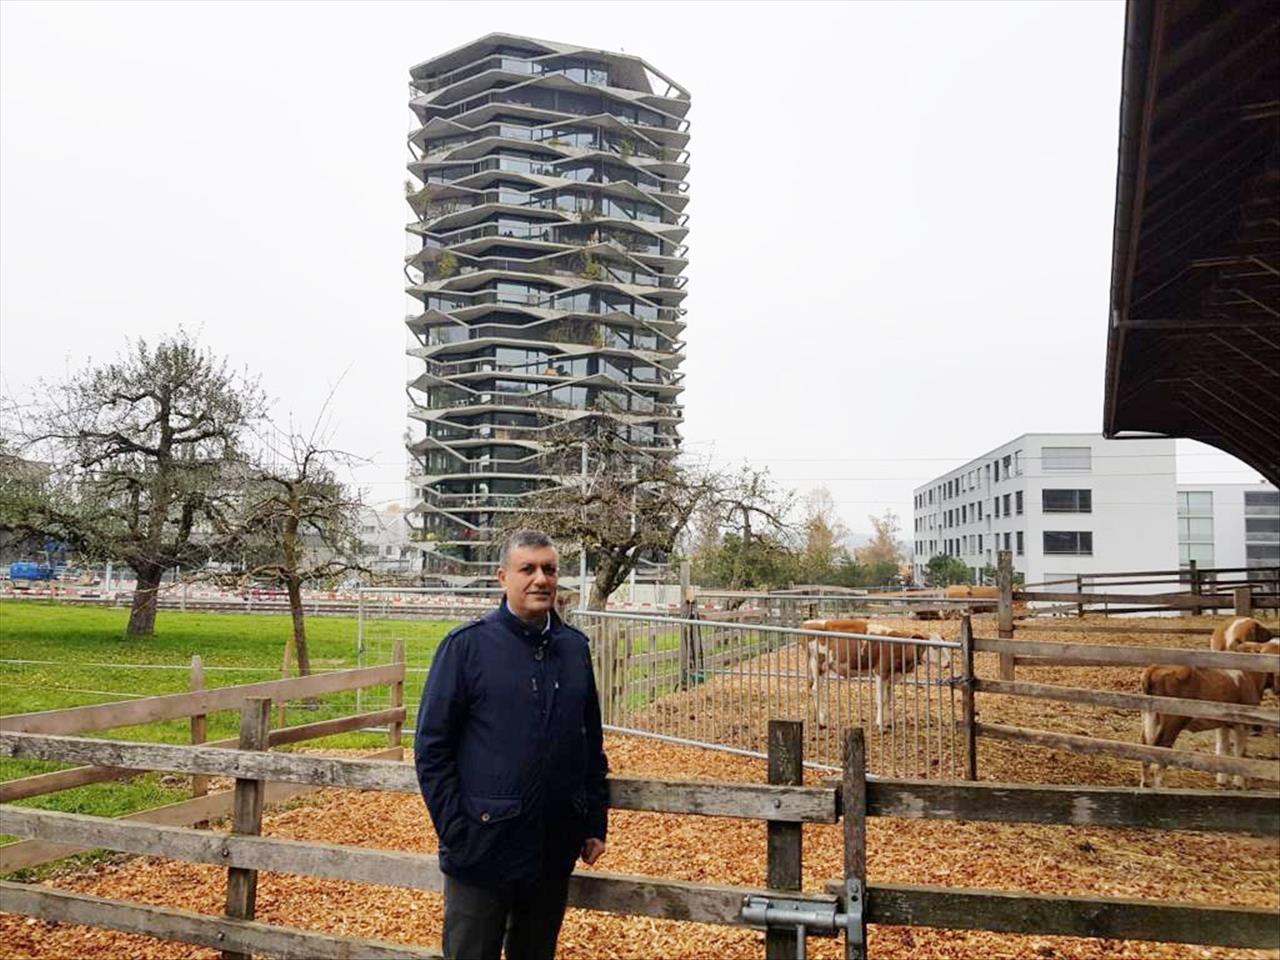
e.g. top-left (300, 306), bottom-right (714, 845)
top-left (0, 0), bottom-right (1263, 540)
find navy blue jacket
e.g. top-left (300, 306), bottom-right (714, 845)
top-left (414, 600), bottom-right (609, 886)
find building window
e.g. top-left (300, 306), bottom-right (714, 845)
top-left (1014, 450), bottom-right (1023, 476)
top-left (1002, 455), bottom-right (1012, 475)
top-left (1003, 532), bottom-right (1012, 551)
top-left (1016, 531), bottom-right (1024, 555)
top-left (1015, 491), bottom-right (1023, 515)
top-left (1246, 543), bottom-right (1280, 565)
top-left (1043, 489), bottom-right (1092, 513)
top-left (978, 534), bottom-right (983, 552)
top-left (1002, 493), bottom-right (1011, 515)
top-left (977, 501), bottom-right (983, 520)
top-left (1042, 446), bottom-right (1092, 471)
top-left (993, 459), bottom-right (1000, 482)
top-left (1044, 531), bottom-right (1093, 555)
top-left (993, 498), bottom-right (1000, 518)
top-left (1243, 490), bottom-right (1280, 568)
top-left (1177, 491), bottom-right (1215, 568)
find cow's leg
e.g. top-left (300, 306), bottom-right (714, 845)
top-left (1146, 711), bottom-right (1167, 793)
top-left (809, 643), bottom-right (827, 729)
top-left (1215, 728), bottom-right (1231, 787)
top-left (1232, 724), bottom-right (1247, 789)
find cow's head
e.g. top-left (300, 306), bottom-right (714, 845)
top-left (1224, 616), bottom-right (1275, 648)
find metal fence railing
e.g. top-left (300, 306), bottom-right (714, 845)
top-left (573, 610), bottom-right (964, 778)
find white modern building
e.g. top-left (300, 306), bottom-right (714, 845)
top-left (909, 433), bottom-right (1277, 586)
top-left (1174, 484), bottom-right (1280, 571)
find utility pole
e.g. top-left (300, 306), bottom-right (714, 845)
top-left (579, 441), bottom-right (588, 601)
top-left (629, 463), bottom-right (638, 602)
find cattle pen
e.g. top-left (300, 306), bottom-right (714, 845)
top-left (1, 684), bottom-right (1277, 959)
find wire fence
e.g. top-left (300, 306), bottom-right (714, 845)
top-left (573, 610), bottom-right (964, 778)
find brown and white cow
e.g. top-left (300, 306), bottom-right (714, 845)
top-left (803, 618), bottom-right (956, 730)
top-left (1209, 616), bottom-right (1275, 652)
top-left (1139, 637), bottom-right (1280, 788)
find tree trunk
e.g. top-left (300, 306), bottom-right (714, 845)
top-left (127, 564), bottom-right (165, 636)
top-left (285, 577), bottom-right (312, 676)
top-left (588, 552), bottom-right (632, 610)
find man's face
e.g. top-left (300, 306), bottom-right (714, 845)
top-left (499, 545), bottom-right (559, 621)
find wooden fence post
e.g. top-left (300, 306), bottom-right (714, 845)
top-left (1075, 575), bottom-right (1085, 619)
top-left (1188, 561), bottom-right (1202, 617)
top-left (1234, 586), bottom-right (1253, 618)
top-left (997, 551), bottom-right (1015, 681)
top-left (224, 697), bottom-right (271, 960)
top-left (842, 728), bottom-right (867, 960)
top-left (767, 720), bottom-right (804, 960)
top-left (960, 615), bottom-right (978, 781)
top-left (389, 638), bottom-right (405, 757)
top-left (189, 657), bottom-right (208, 807)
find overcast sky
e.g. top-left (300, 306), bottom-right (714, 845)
top-left (0, 1), bottom-right (1263, 540)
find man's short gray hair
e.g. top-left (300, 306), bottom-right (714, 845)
top-left (500, 529), bottom-right (557, 568)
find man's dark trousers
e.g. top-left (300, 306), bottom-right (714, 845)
top-left (442, 872), bottom-right (571, 960)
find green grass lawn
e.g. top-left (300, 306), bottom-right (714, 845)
top-left (0, 600), bottom-right (458, 854)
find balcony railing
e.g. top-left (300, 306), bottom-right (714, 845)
top-left (415, 57), bottom-right (613, 96)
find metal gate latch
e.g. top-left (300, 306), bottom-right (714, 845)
top-left (741, 894), bottom-right (848, 960)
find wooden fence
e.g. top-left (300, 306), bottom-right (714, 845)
top-left (967, 622), bottom-right (1280, 784)
top-left (2, 715), bottom-right (1278, 958)
top-left (1015, 560), bottom-right (1280, 618)
top-left (0, 646), bottom-right (406, 873)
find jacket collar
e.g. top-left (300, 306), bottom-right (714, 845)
top-left (492, 598), bottom-right (559, 641)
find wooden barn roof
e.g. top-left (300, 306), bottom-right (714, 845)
top-left (1103, 0), bottom-right (1280, 485)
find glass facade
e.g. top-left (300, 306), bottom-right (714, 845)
top-left (406, 38), bottom-right (690, 571)
top-left (1177, 491), bottom-right (1214, 567)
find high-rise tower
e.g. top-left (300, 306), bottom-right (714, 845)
top-left (404, 34), bottom-right (690, 573)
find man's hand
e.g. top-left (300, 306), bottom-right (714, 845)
top-left (581, 838), bottom-right (606, 866)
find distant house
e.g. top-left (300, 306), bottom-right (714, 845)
top-left (356, 505), bottom-right (417, 575)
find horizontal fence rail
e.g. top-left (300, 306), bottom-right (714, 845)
top-left (859, 778), bottom-right (1280, 835)
top-left (0, 882), bottom-right (443, 960)
top-left (974, 636), bottom-right (1280, 671)
top-left (0, 665), bottom-right (403, 736)
top-left (0, 732), bottom-right (839, 822)
top-left (974, 678), bottom-right (1280, 727)
top-left (832, 882), bottom-right (1280, 950)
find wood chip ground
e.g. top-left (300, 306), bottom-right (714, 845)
top-left (2, 615), bottom-right (1278, 959)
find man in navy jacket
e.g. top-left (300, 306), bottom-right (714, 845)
top-left (415, 530), bottom-right (609, 960)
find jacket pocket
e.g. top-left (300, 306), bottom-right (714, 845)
top-left (463, 794), bottom-right (522, 825)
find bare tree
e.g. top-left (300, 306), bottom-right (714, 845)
top-left (228, 429), bottom-right (364, 676)
top-left (504, 419), bottom-right (716, 609)
top-left (6, 333), bottom-right (264, 636)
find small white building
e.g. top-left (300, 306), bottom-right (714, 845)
top-left (911, 434), bottom-right (1278, 586)
top-left (357, 505), bottom-right (418, 575)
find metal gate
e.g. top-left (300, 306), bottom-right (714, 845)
top-left (574, 610), bottom-right (963, 778)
